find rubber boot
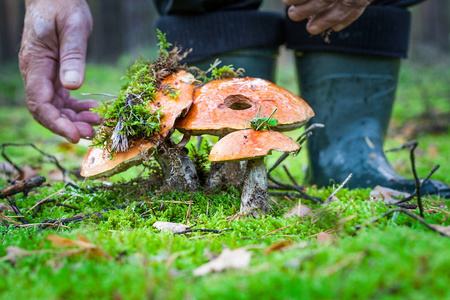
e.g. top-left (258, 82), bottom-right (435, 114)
top-left (191, 47), bottom-right (279, 82)
top-left (296, 52), bottom-right (450, 197)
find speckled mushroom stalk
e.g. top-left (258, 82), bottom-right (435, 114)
top-left (209, 129), bottom-right (300, 215)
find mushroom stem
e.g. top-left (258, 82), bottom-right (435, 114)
top-left (206, 161), bottom-right (247, 191)
top-left (154, 142), bottom-right (198, 191)
top-left (240, 157), bottom-right (271, 215)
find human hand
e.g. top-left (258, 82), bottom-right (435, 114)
top-left (19, 0), bottom-right (101, 143)
top-left (283, 0), bottom-right (372, 34)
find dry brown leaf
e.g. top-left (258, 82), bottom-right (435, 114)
top-left (153, 221), bottom-right (189, 233)
top-left (0, 246), bottom-right (55, 265)
top-left (263, 240), bottom-right (294, 254)
top-left (193, 247), bottom-right (252, 276)
top-left (17, 165), bottom-right (39, 181)
top-left (283, 204), bottom-right (312, 218)
top-left (0, 203), bottom-right (14, 212)
top-left (316, 232), bottom-right (335, 243)
top-left (47, 234), bottom-right (111, 259)
top-left (370, 185), bottom-right (411, 204)
top-left (0, 162), bottom-right (18, 179)
top-left (0, 246), bottom-right (31, 264)
top-left (47, 169), bottom-right (65, 182)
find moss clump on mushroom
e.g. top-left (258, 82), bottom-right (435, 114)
top-left (92, 29), bottom-right (189, 154)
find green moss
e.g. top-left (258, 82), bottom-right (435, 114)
top-left (91, 30), bottom-right (186, 154)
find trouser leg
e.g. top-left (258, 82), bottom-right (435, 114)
top-left (287, 3), bottom-right (449, 196)
top-left (153, 0), bottom-right (284, 81)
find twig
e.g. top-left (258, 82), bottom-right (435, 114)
top-left (0, 143), bottom-right (67, 180)
top-left (364, 208), bottom-right (449, 237)
top-left (283, 165), bottom-right (299, 186)
top-left (0, 176), bottom-right (46, 199)
top-left (267, 123), bottom-right (324, 174)
top-left (7, 198), bottom-right (28, 224)
top-left (268, 174), bottom-right (322, 204)
top-left (386, 141), bottom-right (423, 217)
top-left (394, 164), bottom-right (440, 205)
top-left (26, 189), bottom-right (64, 214)
top-left (174, 228), bottom-right (233, 235)
top-left (326, 173), bottom-right (353, 204)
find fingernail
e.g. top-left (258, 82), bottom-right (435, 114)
top-left (334, 24), bottom-right (345, 32)
top-left (309, 25), bottom-right (320, 35)
top-left (64, 70), bottom-right (81, 85)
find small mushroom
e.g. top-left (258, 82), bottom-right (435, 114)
top-left (81, 70), bottom-right (196, 185)
top-left (209, 129), bottom-right (300, 215)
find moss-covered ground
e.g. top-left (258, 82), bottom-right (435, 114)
top-left (0, 53), bottom-right (449, 299)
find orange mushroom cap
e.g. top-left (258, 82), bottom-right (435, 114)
top-left (81, 70), bottom-right (195, 178)
top-left (209, 129), bottom-right (301, 163)
top-left (176, 77), bottom-right (314, 136)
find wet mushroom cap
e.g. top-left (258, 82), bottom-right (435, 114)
top-left (80, 140), bottom-right (155, 178)
top-left (176, 77), bottom-right (314, 136)
top-left (81, 70), bottom-right (196, 179)
top-left (209, 129), bottom-right (300, 163)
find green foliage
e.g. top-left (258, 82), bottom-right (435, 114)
top-left (161, 83), bottom-right (180, 99)
top-left (189, 139), bottom-right (213, 184)
top-left (156, 28), bottom-right (172, 59)
top-left (197, 62), bottom-right (245, 83)
top-left (249, 107), bottom-right (279, 131)
top-left (211, 64), bottom-right (244, 80)
top-left (91, 58), bottom-right (167, 152)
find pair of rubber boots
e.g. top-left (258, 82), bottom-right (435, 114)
top-left (193, 48), bottom-right (450, 198)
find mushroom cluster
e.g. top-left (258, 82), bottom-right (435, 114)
top-left (81, 73), bottom-right (314, 215)
top-left (176, 77), bottom-right (314, 214)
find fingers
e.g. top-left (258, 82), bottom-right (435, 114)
top-left (57, 4), bottom-right (93, 90)
top-left (33, 103), bottom-right (83, 143)
top-left (331, 7), bottom-right (366, 32)
top-left (65, 97), bottom-right (98, 113)
top-left (285, 0), bottom-right (371, 34)
top-left (286, 0), bottom-right (335, 23)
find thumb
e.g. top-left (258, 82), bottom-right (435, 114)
top-left (58, 6), bottom-right (93, 90)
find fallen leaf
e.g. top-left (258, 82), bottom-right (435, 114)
top-left (193, 247), bottom-right (252, 276)
top-left (283, 205), bottom-right (312, 218)
top-left (316, 232), bottom-right (335, 243)
top-left (0, 203), bottom-right (14, 212)
top-left (0, 246), bottom-right (31, 265)
top-left (370, 185), bottom-right (411, 204)
top-left (47, 169), bottom-right (65, 182)
top-left (263, 240), bottom-right (294, 254)
top-left (17, 165), bottom-right (39, 181)
top-left (47, 234), bottom-right (111, 259)
top-left (153, 221), bottom-right (189, 233)
top-left (0, 246), bottom-right (54, 265)
top-left (0, 162), bottom-right (18, 179)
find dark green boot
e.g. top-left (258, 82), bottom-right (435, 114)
top-left (192, 47), bottom-right (279, 81)
top-left (296, 52), bottom-right (449, 197)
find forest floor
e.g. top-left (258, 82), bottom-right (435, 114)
top-left (0, 52), bottom-right (449, 299)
